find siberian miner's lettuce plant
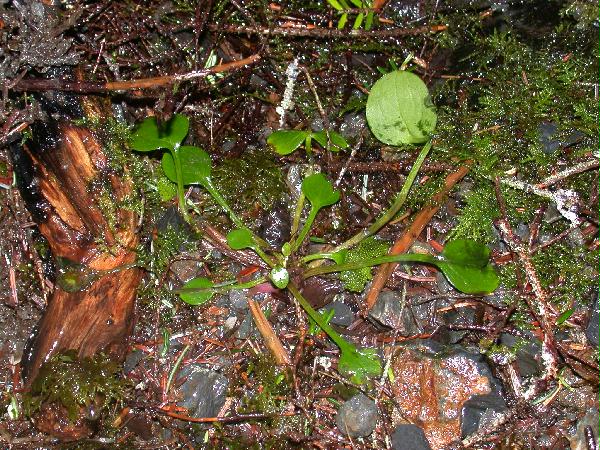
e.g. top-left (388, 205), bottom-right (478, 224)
top-left (267, 129), bottom-right (348, 156)
top-left (158, 71), bottom-right (497, 384)
top-left (174, 161), bottom-right (498, 383)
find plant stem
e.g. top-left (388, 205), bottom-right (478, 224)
top-left (334, 139), bottom-right (433, 252)
top-left (290, 192), bottom-right (306, 238)
top-left (202, 179), bottom-right (245, 229)
top-left (287, 283), bottom-right (347, 350)
top-left (171, 149), bottom-right (189, 221)
top-left (302, 253), bottom-right (436, 278)
top-left (292, 207), bottom-right (318, 252)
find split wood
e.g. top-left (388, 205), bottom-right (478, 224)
top-left (363, 163), bottom-right (471, 315)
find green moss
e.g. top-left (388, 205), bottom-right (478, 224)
top-left (339, 236), bottom-right (390, 292)
top-left (199, 148), bottom-right (285, 224)
top-left (532, 242), bottom-right (598, 309)
top-left (24, 350), bottom-right (127, 423)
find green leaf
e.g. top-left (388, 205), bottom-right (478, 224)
top-left (365, 10), bottom-right (374, 30)
top-left (441, 239), bottom-right (491, 268)
top-left (366, 71), bottom-right (438, 145)
top-left (327, 0), bottom-right (344, 10)
top-left (556, 308), bottom-right (574, 325)
top-left (352, 12), bottom-right (364, 29)
top-left (436, 240), bottom-right (499, 294)
top-left (337, 346), bottom-right (382, 385)
top-left (179, 277), bottom-right (215, 305)
top-left (301, 173), bottom-right (340, 210)
top-left (338, 12), bottom-right (348, 29)
top-left (161, 146), bottom-right (212, 186)
top-left (269, 267), bottom-right (289, 289)
top-left (436, 260), bottom-right (499, 295)
top-left (267, 130), bottom-right (310, 155)
top-left (129, 114), bottom-right (190, 151)
top-left (312, 130), bottom-right (349, 152)
top-left (227, 228), bottom-right (256, 250)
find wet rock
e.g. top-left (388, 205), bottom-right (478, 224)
top-left (235, 312), bottom-right (258, 339)
top-left (391, 424), bottom-right (432, 450)
top-left (123, 350), bottom-right (145, 375)
top-left (461, 391), bottom-right (507, 438)
top-left (500, 333), bottom-right (542, 377)
top-left (335, 392), bottom-right (378, 437)
top-left (514, 222), bottom-right (530, 242)
top-left (228, 288), bottom-right (249, 312)
top-left (320, 300), bottom-right (354, 327)
top-left (390, 341), bottom-right (492, 449)
top-left (438, 305), bottom-right (478, 345)
top-left (585, 292), bottom-right (599, 347)
top-left (258, 199), bottom-right (291, 249)
top-left (176, 365), bottom-right (228, 419)
top-left (369, 291), bottom-right (423, 335)
top-left (569, 407), bottom-right (599, 450)
top-left (339, 112), bottom-right (366, 140)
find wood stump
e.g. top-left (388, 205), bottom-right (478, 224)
top-left (12, 100), bottom-right (142, 438)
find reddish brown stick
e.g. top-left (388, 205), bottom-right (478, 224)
top-left (363, 163), bottom-right (471, 315)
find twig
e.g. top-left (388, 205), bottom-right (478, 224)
top-left (493, 178), bottom-right (560, 384)
top-left (10, 54), bottom-right (261, 93)
top-left (208, 23), bottom-right (446, 39)
top-left (247, 296), bottom-right (291, 366)
top-left (160, 409), bottom-right (293, 423)
top-left (363, 163), bottom-right (470, 315)
top-left (536, 157), bottom-right (599, 189)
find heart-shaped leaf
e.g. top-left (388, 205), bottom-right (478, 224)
top-left (312, 130), bottom-right (349, 152)
top-left (130, 114), bottom-right (190, 151)
top-left (441, 239), bottom-right (491, 268)
top-left (436, 260), bottom-right (499, 294)
top-left (302, 173), bottom-right (340, 210)
top-left (227, 228), bottom-right (256, 250)
top-left (162, 146), bottom-right (212, 186)
top-left (179, 277), bottom-right (215, 305)
top-left (366, 71), bottom-right (437, 145)
top-left (267, 130), bottom-right (310, 155)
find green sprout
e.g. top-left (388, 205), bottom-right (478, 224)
top-left (267, 129), bottom-right (348, 156)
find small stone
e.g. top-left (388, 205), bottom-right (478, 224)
top-left (391, 424), bottom-right (432, 450)
top-left (585, 293), bottom-right (599, 347)
top-left (500, 333), bottom-right (542, 377)
top-left (369, 291), bottom-right (427, 335)
top-left (461, 391), bottom-right (507, 438)
top-left (335, 393), bottom-right (378, 437)
top-left (569, 407), bottom-right (599, 450)
top-left (235, 312), bottom-right (258, 339)
top-left (176, 365), bottom-right (228, 419)
top-left (320, 301), bottom-right (354, 327)
top-left (229, 289), bottom-right (249, 312)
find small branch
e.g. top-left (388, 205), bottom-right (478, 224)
top-left (208, 23), bottom-right (446, 39)
top-left (493, 178), bottom-right (560, 384)
top-left (247, 296), bottom-right (291, 366)
top-left (536, 157), bottom-right (599, 189)
top-left (10, 54), bottom-right (261, 93)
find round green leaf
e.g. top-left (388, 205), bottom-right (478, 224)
top-left (179, 277), bottom-right (215, 305)
top-left (227, 228), bottom-right (256, 250)
top-left (269, 267), bottom-right (289, 289)
top-left (267, 130), bottom-right (310, 155)
top-left (301, 173), bottom-right (340, 210)
top-left (129, 114), bottom-right (190, 151)
top-left (366, 71), bottom-right (437, 145)
top-left (162, 146), bottom-right (212, 186)
top-left (441, 240), bottom-right (491, 268)
top-left (437, 261), bottom-right (499, 295)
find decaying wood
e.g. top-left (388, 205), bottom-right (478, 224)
top-left (13, 113), bottom-right (141, 388)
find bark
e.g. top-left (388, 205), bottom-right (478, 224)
top-left (13, 109), bottom-right (141, 387)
